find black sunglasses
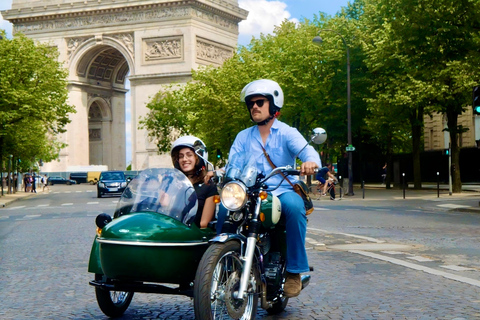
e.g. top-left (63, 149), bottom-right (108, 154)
top-left (246, 99), bottom-right (268, 109)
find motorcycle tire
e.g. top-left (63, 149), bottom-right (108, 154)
top-left (94, 275), bottom-right (134, 318)
top-left (194, 241), bottom-right (259, 320)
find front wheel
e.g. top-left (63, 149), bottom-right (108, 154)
top-left (94, 275), bottom-right (134, 318)
top-left (194, 241), bottom-right (259, 320)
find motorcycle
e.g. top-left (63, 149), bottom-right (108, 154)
top-left (193, 127), bottom-right (327, 319)
top-left (88, 167), bottom-right (217, 318)
top-left (88, 127), bottom-right (326, 319)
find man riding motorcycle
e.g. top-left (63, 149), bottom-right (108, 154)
top-left (217, 79), bottom-right (321, 298)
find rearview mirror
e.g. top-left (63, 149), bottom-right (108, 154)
top-left (311, 127), bottom-right (327, 145)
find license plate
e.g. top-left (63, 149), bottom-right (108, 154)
top-left (108, 188), bottom-right (118, 192)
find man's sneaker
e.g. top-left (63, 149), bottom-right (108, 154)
top-left (284, 272), bottom-right (301, 298)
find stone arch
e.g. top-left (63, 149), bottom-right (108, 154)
top-left (66, 41), bottom-right (131, 170)
top-left (3, 0), bottom-right (248, 172)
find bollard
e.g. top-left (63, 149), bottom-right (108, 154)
top-left (402, 173), bottom-right (405, 199)
top-left (437, 172), bottom-right (440, 198)
top-left (362, 180), bottom-right (365, 199)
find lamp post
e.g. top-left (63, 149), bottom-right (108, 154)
top-left (313, 30), bottom-right (353, 196)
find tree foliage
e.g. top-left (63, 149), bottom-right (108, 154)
top-left (142, 1), bottom-right (480, 192)
top-left (0, 30), bottom-right (75, 170)
top-left (361, 0), bottom-right (480, 190)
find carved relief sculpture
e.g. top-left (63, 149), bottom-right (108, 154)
top-left (196, 37), bottom-right (233, 64)
top-left (144, 37), bottom-right (183, 62)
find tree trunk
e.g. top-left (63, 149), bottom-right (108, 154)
top-left (447, 110), bottom-right (462, 193)
top-left (411, 106), bottom-right (424, 189)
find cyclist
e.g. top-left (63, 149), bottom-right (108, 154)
top-left (315, 163), bottom-right (336, 196)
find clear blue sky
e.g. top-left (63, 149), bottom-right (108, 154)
top-left (1, 0), bottom-right (350, 166)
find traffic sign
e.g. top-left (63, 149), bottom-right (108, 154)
top-left (346, 145), bottom-right (355, 152)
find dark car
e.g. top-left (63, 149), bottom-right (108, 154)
top-left (47, 176), bottom-right (77, 185)
top-left (69, 172), bottom-right (88, 184)
top-left (97, 171), bottom-right (127, 198)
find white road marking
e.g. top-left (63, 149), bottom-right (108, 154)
top-left (61, 203), bottom-right (73, 206)
top-left (0, 216), bottom-right (9, 220)
top-left (24, 215), bottom-right (41, 218)
top-left (351, 250), bottom-right (480, 287)
top-left (87, 202), bottom-right (99, 205)
top-left (407, 255), bottom-right (435, 262)
top-left (308, 227), bottom-right (385, 244)
top-left (313, 207), bottom-right (329, 211)
top-left (441, 265), bottom-right (476, 271)
top-left (381, 251), bottom-right (407, 255)
top-left (7, 206), bottom-right (26, 210)
top-left (37, 204), bottom-right (48, 207)
top-left (437, 204), bottom-right (471, 209)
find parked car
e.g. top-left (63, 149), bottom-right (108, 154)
top-left (47, 176), bottom-right (77, 185)
top-left (70, 172), bottom-right (88, 184)
top-left (97, 171), bottom-right (127, 198)
top-left (87, 171), bottom-right (101, 184)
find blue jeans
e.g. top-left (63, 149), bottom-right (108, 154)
top-left (216, 191), bottom-right (309, 274)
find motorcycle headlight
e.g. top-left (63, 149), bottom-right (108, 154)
top-left (220, 181), bottom-right (247, 211)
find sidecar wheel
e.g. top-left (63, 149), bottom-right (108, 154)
top-left (194, 242), bottom-right (259, 320)
top-left (94, 276), bottom-right (134, 318)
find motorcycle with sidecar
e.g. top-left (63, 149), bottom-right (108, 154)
top-left (88, 127), bottom-right (326, 319)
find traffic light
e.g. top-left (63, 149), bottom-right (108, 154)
top-left (442, 148), bottom-right (450, 156)
top-left (216, 149), bottom-right (222, 160)
top-left (473, 86), bottom-right (480, 114)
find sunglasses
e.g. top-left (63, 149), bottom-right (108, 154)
top-left (246, 99), bottom-right (268, 109)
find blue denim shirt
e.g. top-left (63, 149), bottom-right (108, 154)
top-left (228, 119), bottom-right (321, 196)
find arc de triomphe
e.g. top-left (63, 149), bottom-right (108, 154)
top-left (1, 0), bottom-right (247, 171)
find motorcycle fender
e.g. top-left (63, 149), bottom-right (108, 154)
top-left (87, 236), bottom-right (103, 274)
top-left (209, 233), bottom-right (245, 245)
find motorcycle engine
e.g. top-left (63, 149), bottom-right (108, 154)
top-left (264, 252), bottom-right (283, 290)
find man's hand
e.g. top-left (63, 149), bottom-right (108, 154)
top-left (300, 161), bottom-right (318, 176)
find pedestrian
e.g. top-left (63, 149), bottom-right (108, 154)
top-left (212, 79), bottom-right (321, 298)
top-left (42, 175), bottom-right (50, 192)
top-left (23, 174), bottom-right (28, 192)
top-left (31, 173), bottom-right (37, 193)
top-left (26, 174), bottom-right (32, 192)
top-left (382, 163), bottom-right (387, 185)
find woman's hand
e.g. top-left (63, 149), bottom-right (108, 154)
top-left (204, 171), bottom-right (215, 184)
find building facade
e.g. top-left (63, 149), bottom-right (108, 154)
top-left (1, 0), bottom-right (247, 171)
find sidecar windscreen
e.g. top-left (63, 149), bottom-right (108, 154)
top-left (114, 168), bottom-right (198, 226)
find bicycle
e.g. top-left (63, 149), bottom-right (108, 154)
top-left (310, 180), bottom-right (343, 200)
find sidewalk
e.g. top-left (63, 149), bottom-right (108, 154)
top-left (0, 187), bottom-right (46, 208)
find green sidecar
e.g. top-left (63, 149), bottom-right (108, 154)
top-left (88, 168), bottom-right (216, 318)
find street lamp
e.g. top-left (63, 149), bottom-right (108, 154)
top-left (313, 29), bottom-right (354, 196)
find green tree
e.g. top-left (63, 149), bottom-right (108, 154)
top-left (142, 16), bottom-right (370, 166)
top-left (0, 31), bottom-right (75, 171)
top-left (361, 0), bottom-right (480, 191)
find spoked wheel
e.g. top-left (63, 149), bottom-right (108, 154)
top-left (329, 186), bottom-right (336, 200)
top-left (94, 275), bottom-right (134, 318)
top-left (194, 241), bottom-right (259, 320)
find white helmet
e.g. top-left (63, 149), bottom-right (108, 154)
top-left (171, 136), bottom-right (208, 173)
top-left (240, 79), bottom-right (284, 110)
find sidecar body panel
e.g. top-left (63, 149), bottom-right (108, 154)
top-left (88, 168), bottom-right (215, 286)
top-left (96, 212), bottom-right (213, 283)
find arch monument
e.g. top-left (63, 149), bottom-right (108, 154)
top-left (1, 0), bottom-right (247, 171)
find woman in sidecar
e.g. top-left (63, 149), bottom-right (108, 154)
top-left (88, 137), bottom-right (217, 318)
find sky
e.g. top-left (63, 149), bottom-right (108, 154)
top-left (0, 0), bottom-right (350, 166)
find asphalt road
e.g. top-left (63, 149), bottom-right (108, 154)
top-left (0, 184), bottom-right (479, 319)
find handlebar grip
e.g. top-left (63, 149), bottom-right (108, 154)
top-left (285, 168), bottom-right (319, 175)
